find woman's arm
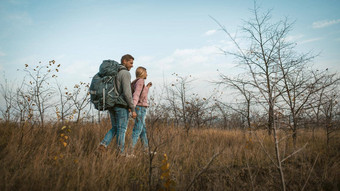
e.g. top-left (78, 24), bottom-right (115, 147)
top-left (132, 79), bottom-right (144, 106)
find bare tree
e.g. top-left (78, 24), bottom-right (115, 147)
top-left (212, 4), bottom-right (299, 135)
top-left (55, 81), bottom-right (74, 124)
top-left (14, 77), bottom-right (37, 125)
top-left (70, 82), bottom-right (90, 123)
top-left (0, 77), bottom-right (15, 123)
top-left (214, 101), bottom-right (230, 129)
top-left (22, 61), bottom-right (59, 127)
top-left (212, 3), bottom-right (320, 190)
top-left (165, 73), bottom-right (194, 134)
top-left (186, 93), bottom-right (217, 129)
top-left (278, 64), bottom-right (339, 145)
top-left (146, 86), bottom-right (169, 125)
top-left (165, 87), bottom-right (180, 127)
top-left (215, 74), bottom-right (253, 130)
top-left (320, 90), bottom-right (339, 145)
top-left (307, 70), bottom-right (340, 142)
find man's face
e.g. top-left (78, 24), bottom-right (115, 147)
top-left (123, 59), bottom-right (134, 71)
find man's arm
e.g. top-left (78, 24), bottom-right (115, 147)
top-left (120, 71), bottom-right (135, 113)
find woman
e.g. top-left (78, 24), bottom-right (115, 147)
top-left (131, 66), bottom-right (152, 152)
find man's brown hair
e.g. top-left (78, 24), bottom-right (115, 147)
top-left (121, 54), bottom-right (134, 64)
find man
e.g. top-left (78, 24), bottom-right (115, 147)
top-left (99, 54), bottom-right (137, 154)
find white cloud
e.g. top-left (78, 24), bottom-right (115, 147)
top-left (7, 12), bottom-right (33, 25)
top-left (137, 56), bottom-right (154, 63)
top-left (128, 41), bottom-right (237, 96)
top-left (300, 38), bottom-right (322, 44)
top-left (162, 46), bottom-right (222, 70)
top-left (205, 29), bottom-right (217, 36)
top-left (285, 34), bottom-right (304, 42)
top-left (0, 51), bottom-right (6, 57)
top-left (286, 35), bottom-right (322, 45)
top-left (63, 60), bottom-right (98, 82)
top-left (312, 19), bottom-right (340, 29)
top-left (8, 0), bottom-right (26, 5)
top-left (136, 42), bottom-right (235, 81)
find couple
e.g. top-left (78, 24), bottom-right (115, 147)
top-left (98, 54), bottom-right (151, 155)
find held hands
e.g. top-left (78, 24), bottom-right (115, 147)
top-left (128, 109), bottom-right (137, 119)
top-left (131, 111), bottom-right (137, 119)
top-left (146, 82), bottom-right (152, 88)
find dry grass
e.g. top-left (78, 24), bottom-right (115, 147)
top-left (0, 120), bottom-right (339, 191)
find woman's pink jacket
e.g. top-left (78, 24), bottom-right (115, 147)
top-left (132, 79), bottom-right (149, 107)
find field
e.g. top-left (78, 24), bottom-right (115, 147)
top-left (0, 120), bottom-right (339, 191)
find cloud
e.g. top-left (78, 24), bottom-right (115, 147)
top-left (285, 34), bottom-right (304, 42)
top-left (135, 45), bottom-right (230, 96)
top-left (205, 29), bottom-right (217, 36)
top-left (312, 19), bottom-right (340, 29)
top-left (137, 56), bottom-right (154, 63)
top-left (286, 35), bottom-right (322, 45)
top-left (300, 38), bottom-right (322, 44)
top-left (7, 12), bottom-right (33, 25)
top-left (0, 51), bottom-right (6, 57)
top-left (160, 45), bottom-right (224, 71)
top-left (63, 60), bottom-right (98, 81)
top-left (136, 41), bottom-right (235, 80)
top-left (8, 0), bottom-right (25, 4)
top-left (128, 40), bottom-right (237, 97)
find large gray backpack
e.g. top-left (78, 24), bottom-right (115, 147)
top-left (89, 60), bottom-right (127, 110)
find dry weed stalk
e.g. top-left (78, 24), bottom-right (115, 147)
top-left (185, 150), bottom-right (223, 191)
top-left (159, 153), bottom-right (176, 191)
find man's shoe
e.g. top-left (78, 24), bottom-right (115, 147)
top-left (125, 153), bottom-right (136, 158)
top-left (144, 150), bottom-right (157, 155)
top-left (97, 144), bottom-right (107, 153)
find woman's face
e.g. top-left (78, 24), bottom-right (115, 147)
top-left (144, 71), bottom-right (148, 79)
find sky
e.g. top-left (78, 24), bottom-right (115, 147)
top-left (0, 0), bottom-right (340, 99)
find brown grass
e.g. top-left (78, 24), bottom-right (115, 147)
top-left (0, 120), bottom-right (339, 191)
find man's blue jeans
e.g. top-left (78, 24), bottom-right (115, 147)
top-left (131, 106), bottom-right (148, 150)
top-left (100, 107), bottom-right (129, 153)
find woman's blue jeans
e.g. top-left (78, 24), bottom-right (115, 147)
top-left (101, 107), bottom-right (129, 153)
top-left (131, 106), bottom-right (148, 150)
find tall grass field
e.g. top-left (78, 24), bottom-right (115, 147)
top-left (0, 120), bottom-right (339, 191)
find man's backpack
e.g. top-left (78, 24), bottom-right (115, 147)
top-left (89, 60), bottom-right (127, 111)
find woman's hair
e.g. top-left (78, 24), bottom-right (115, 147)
top-left (135, 66), bottom-right (147, 79)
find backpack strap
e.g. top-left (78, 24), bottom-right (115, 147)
top-left (131, 78), bottom-right (145, 95)
top-left (113, 66), bottom-right (128, 97)
top-left (118, 67), bottom-right (127, 72)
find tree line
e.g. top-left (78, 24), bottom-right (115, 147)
top-left (1, 5), bottom-right (339, 144)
